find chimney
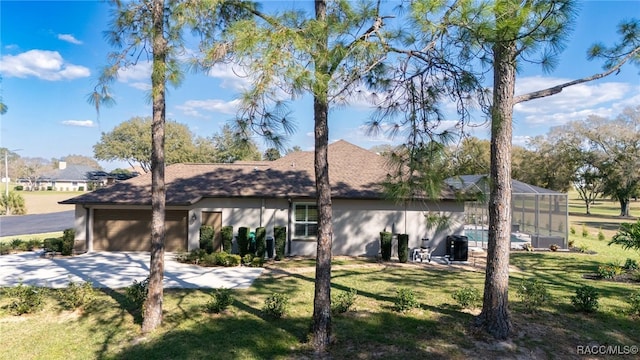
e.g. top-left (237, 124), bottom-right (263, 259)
top-left (58, 161), bottom-right (67, 170)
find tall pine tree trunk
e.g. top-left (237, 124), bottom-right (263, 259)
top-left (142, 0), bottom-right (167, 334)
top-left (476, 37), bottom-right (516, 340)
top-left (311, 0), bottom-right (332, 353)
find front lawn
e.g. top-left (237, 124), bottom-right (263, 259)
top-left (1, 236), bottom-right (639, 360)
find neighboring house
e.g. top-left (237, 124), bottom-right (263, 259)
top-left (60, 141), bottom-right (466, 257)
top-left (23, 162), bottom-right (100, 191)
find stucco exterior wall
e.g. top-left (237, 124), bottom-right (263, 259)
top-left (74, 197), bottom-right (464, 258)
top-left (289, 199), bottom-right (465, 257)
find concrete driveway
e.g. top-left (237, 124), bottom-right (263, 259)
top-left (0, 251), bottom-right (263, 289)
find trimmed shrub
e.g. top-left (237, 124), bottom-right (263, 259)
top-left (4, 282), bottom-right (45, 315)
top-left (58, 279), bottom-right (95, 310)
top-left (263, 293), bottom-right (289, 319)
top-left (26, 238), bottom-right (42, 251)
top-left (274, 226), bottom-right (286, 261)
top-left (571, 285), bottom-right (599, 313)
top-left (43, 237), bottom-right (62, 253)
top-left (393, 287), bottom-right (419, 312)
top-left (380, 231), bottom-right (392, 261)
top-left (221, 226), bottom-right (233, 254)
top-left (255, 227), bottom-right (266, 259)
top-left (14, 185), bottom-right (24, 191)
top-left (125, 277), bottom-right (149, 313)
top-left (517, 278), bottom-right (550, 313)
top-left (242, 254), bottom-right (254, 266)
top-left (332, 288), bottom-right (358, 314)
top-left (397, 234), bottom-right (409, 263)
top-left (251, 256), bottom-right (264, 267)
top-left (628, 290), bottom-right (640, 317)
top-left (199, 225), bottom-right (215, 253)
top-left (452, 286), bottom-right (481, 309)
top-left (623, 258), bottom-right (639, 271)
top-left (225, 254), bottom-right (241, 267)
top-left (61, 228), bottom-right (75, 256)
top-left (205, 289), bottom-right (234, 314)
top-left (237, 227), bottom-right (250, 258)
top-left (0, 243), bottom-right (10, 255)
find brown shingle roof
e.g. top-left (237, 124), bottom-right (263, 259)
top-left (60, 140), bottom-right (454, 206)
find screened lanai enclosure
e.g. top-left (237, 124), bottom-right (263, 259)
top-left (446, 175), bottom-right (569, 250)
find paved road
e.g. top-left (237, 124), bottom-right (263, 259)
top-left (0, 210), bottom-right (75, 237)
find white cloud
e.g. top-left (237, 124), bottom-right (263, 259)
top-left (117, 61), bottom-right (152, 85)
top-left (513, 76), bottom-right (633, 126)
top-left (0, 50), bottom-right (90, 80)
top-left (57, 34), bottom-right (82, 45)
top-left (206, 63), bottom-right (252, 91)
top-left (62, 120), bottom-right (95, 127)
top-left (176, 98), bottom-right (242, 118)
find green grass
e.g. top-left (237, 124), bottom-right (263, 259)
top-left (0, 232), bottom-right (63, 244)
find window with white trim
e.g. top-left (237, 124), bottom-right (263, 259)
top-left (294, 203), bottom-right (318, 238)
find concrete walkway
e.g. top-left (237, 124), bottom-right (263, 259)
top-left (0, 251), bottom-right (263, 289)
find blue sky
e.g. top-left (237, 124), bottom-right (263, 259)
top-left (1, 0), bottom-right (639, 171)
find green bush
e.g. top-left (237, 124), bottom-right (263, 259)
top-left (581, 225), bottom-right (589, 238)
top-left (517, 278), bottom-right (550, 313)
top-left (14, 185), bottom-right (23, 191)
top-left (262, 293), bottom-right (289, 319)
top-left (597, 229), bottom-right (605, 241)
top-left (26, 238), bottom-right (42, 251)
top-left (0, 191), bottom-right (27, 215)
top-left (0, 243), bottom-right (10, 255)
top-left (205, 289), bottom-right (234, 314)
top-left (568, 238), bottom-right (575, 248)
top-left (125, 277), bottom-right (149, 312)
top-left (43, 237), bottom-right (62, 253)
top-left (221, 226), bottom-right (233, 254)
top-left (274, 226), bottom-right (286, 261)
top-left (242, 253), bottom-right (254, 266)
top-left (627, 290), bottom-right (640, 317)
top-left (332, 288), bottom-right (358, 314)
top-left (570, 226), bottom-right (576, 235)
top-left (225, 254), bottom-right (241, 267)
top-left (397, 234), bottom-right (409, 263)
top-left (61, 228), bottom-right (75, 256)
top-left (632, 270), bottom-right (640, 282)
top-left (577, 244), bottom-right (590, 253)
top-left (201, 253), bottom-right (219, 266)
top-left (380, 231), bottom-right (392, 261)
top-left (451, 286), bottom-right (481, 309)
top-left (255, 227), bottom-right (266, 259)
top-left (597, 263), bottom-right (624, 279)
top-left (175, 250), bottom-right (240, 267)
top-left (58, 279), bottom-right (95, 310)
top-left (199, 225), bottom-right (215, 253)
top-left (393, 287), bottom-right (419, 312)
top-left (238, 227), bottom-right (250, 258)
top-left (4, 282), bottom-right (45, 315)
top-left (623, 258), bottom-right (639, 271)
top-left (251, 256), bottom-right (264, 267)
top-left (571, 285), bottom-right (599, 313)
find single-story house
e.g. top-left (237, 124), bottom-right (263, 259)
top-left (22, 161), bottom-right (100, 191)
top-left (60, 140), bottom-right (466, 257)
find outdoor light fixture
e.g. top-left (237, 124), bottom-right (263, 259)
top-left (190, 213), bottom-right (197, 224)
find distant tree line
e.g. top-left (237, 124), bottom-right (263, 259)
top-left (381, 106), bottom-right (639, 217)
